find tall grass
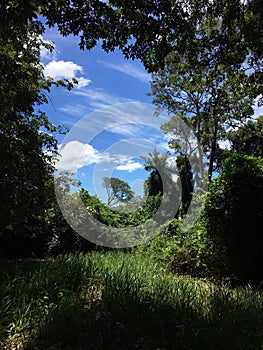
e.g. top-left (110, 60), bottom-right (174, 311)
top-left (0, 252), bottom-right (262, 349)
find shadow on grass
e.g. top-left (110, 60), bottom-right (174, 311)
top-left (24, 285), bottom-right (262, 350)
top-left (1, 254), bottom-right (262, 350)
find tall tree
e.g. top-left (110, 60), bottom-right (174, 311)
top-left (150, 15), bottom-right (258, 182)
top-left (0, 1), bottom-right (73, 256)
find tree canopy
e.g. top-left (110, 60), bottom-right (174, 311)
top-left (103, 177), bottom-right (134, 206)
top-left (2, 0), bottom-right (262, 73)
top-left (40, 0), bottom-right (263, 74)
top-left (150, 5), bottom-right (261, 182)
top-left (228, 116), bottom-right (263, 157)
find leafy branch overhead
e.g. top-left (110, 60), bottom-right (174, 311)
top-left (40, 0), bottom-right (263, 73)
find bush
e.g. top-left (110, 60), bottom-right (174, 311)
top-left (164, 218), bottom-right (228, 281)
top-left (204, 154), bottom-right (263, 285)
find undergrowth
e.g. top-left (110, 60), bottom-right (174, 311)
top-left (0, 252), bottom-right (262, 350)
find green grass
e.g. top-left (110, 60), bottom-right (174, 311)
top-left (0, 252), bottom-right (262, 350)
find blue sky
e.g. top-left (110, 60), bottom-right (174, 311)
top-left (40, 26), bottom-right (263, 203)
top-left (40, 26), bottom-right (172, 201)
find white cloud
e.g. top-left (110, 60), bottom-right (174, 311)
top-left (116, 161), bottom-right (143, 172)
top-left (77, 77), bottom-right (92, 89)
top-left (36, 35), bottom-right (57, 61)
top-left (44, 60), bottom-right (81, 79)
top-left (57, 141), bottom-right (101, 170)
top-left (98, 60), bottom-right (150, 83)
top-left (40, 45), bottom-right (56, 61)
top-left (57, 141), bottom-right (144, 172)
top-left (44, 60), bottom-right (91, 88)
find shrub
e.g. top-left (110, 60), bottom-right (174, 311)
top-left (204, 154), bottom-right (263, 285)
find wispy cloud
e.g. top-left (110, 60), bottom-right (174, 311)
top-left (73, 88), bottom-right (134, 109)
top-left (98, 60), bottom-right (150, 83)
top-left (109, 124), bottom-right (144, 137)
top-left (59, 103), bottom-right (92, 117)
top-left (116, 161), bottom-right (143, 172)
top-left (60, 103), bottom-right (172, 152)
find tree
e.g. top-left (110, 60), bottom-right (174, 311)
top-left (142, 150), bottom-right (183, 220)
top-left (42, 0), bottom-right (199, 72)
top-left (0, 1), bottom-right (74, 257)
top-left (142, 150), bottom-right (176, 197)
top-left (40, 1), bottom-right (263, 73)
top-left (102, 177), bottom-right (134, 206)
top-left (47, 173), bottom-right (95, 255)
top-left (2, 1), bottom-right (263, 73)
top-left (150, 27), bottom-right (256, 182)
top-left (175, 155), bottom-right (194, 216)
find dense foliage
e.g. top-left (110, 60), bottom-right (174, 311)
top-left (42, 0), bottom-right (263, 74)
top-left (204, 154), bottom-right (263, 284)
top-left (228, 116), bottom-right (263, 157)
top-left (80, 188), bottom-right (163, 228)
top-left (0, 3), bottom-right (56, 256)
top-left (0, 1), bottom-right (75, 257)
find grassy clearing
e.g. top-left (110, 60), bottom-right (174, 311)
top-left (0, 252), bottom-right (262, 350)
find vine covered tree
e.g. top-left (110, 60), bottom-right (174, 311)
top-left (204, 154), bottom-right (263, 284)
top-left (142, 150), bottom-right (176, 197)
